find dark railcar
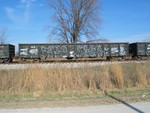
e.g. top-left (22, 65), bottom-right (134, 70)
top-left (75, 43), bottom-right (129, 58)
top-left (0, 44), bottom-right (15, 63)
top-left (19, 43), bottom-right (69, 59)
top-left (129, 42), bottom-right (150, 58)
top-left (19, 43), bottom-right (129, 60)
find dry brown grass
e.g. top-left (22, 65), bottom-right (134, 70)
top-left (122, 63), bottom-right (150, 88)
top-left (110, 64), bottom-right (124, 88)
top-left (0, 62), bottom-right (150, 97)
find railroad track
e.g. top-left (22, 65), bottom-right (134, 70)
top-left (0, 60), bottom-right (149, 70)
top-left (2, 57), bottom-right (150, 64)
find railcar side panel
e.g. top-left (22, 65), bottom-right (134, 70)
top-left (19, 43), bottom-right (129, 60)
top-left (146, 43), bottom-right (150, 55)
top-left (129, 42), bottom-right (150, 56)
top-left (75, 44), bottom-right (97, 58)
top-left (0, 45), bottom-right (9, 58)
top-left (0, 44), bottom-right (15, 62)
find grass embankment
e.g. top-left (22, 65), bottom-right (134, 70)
top-left (0, 62), bottom-right (150, 102)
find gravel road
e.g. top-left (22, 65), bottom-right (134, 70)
top-left (0, 102), bottom-right (149, 113)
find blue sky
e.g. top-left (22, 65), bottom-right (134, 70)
top-left (0, 0), bottom-right (150, 45)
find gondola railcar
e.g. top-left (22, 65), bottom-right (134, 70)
top-left (1, 42), bottom-right (150, 63)
top-left (18, 43), bottom-right (129, 61)
top-left (0, 44), bottom-right (15, 63)
top-left (129, 42), bottom-right (150, 59)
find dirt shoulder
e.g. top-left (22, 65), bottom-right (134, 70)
top-left (0, 94), bottom-right (150, 109)
top-left (0, 88), bottom-right (150, 109)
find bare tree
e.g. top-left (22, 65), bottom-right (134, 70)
top-left (47, 0), bottom-right (102, 43)
top-left (0, 26), bottom-right (8, 44)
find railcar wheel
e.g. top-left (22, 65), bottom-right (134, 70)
top-left (0, 59), bottom-right (4, 63)
top-left (6, 58), bottom-right (12, 63)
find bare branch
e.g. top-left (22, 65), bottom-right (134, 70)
top-left (0, 26), bottom-right (8, 44)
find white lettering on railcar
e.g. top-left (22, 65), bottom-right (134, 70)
top-left (103, 46), bottom-right (109, 56)
top-left (29, 49), bottom-right (38, 55)
top-left (147, 44), bottom-right (150, 55)
top-left (20, 48), bottom-right (28, 56)
top-left (120, 47), bottom-right (126, 55)
top-left (147, 44), bottom-right (150, 50)
top-left (69, 51), bottom-right (74, 57)
top-left (111, 47), bottom-right (119, 53)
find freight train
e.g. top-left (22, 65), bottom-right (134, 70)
top-left (0, 42), bottom-right (150, 63)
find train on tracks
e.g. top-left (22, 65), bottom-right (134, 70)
top-left (0, 42), bottom-right (150, 63)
